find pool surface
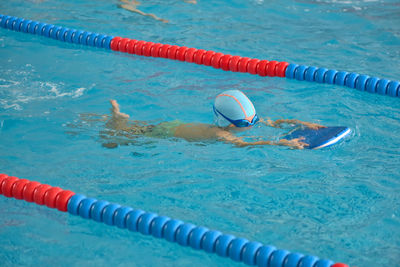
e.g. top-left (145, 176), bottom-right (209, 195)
top-left (1, 0), bottom-right (399, 266)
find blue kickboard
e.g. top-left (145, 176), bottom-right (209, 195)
top-left (283, 126), bottom-right (351, 149)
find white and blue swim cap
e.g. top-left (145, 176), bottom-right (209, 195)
top-left (213, 90), bottom-right (259, 127)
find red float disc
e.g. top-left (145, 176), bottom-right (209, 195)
top-left (134, 40), bottom-right (146, 55)
top-left (238, 57), bottom-right (251, 72)
top-left (118, 38), bottom-right (130, 53)
top-left (203, 51), bottom-right (216, 66)
top-left (194, 49), bottom-right (206, 65)
top-left (0, 174), bottom-right (8, 194)
top-left (2, 176), bottom-right (18, 198)
top-left (331, 264), bottom-right (349, 267)
top-left (185, 48), bottom-right (197, 63)
top-left (276, 61), bottom-right (289, 77)
top-left (176, 46), bottom-right (189, 61)
top-left (126, 39), bottom-right (138, 54)
top-left (151, 43), bottom-right (163, 57)
top-left (44, 187), bottom-right (63, 209)
top-left (248, 59), bottom-right (260, 75)
top-left (220, 55), bottom-right (232, 71)
top-left (229, 56), bottom-right (241, 72)
top-left (12, 179), bottom-right (29, 200)
top-left (167, 45), bottom-right (179, 60)
top-left (266, 60), bottom-right (278, 77)
top-left (159, 44), bottom-right (172, 58)
top-left (22, 181), bottom-right (41, 202)
top-left (33, 184), bottom-right (52, 205)
top-left (110, 37), bottom-right (122, 51)
top-left (257, 60), bottom-right (269, 77)
top-left (55, 190), bottom-right (75, 212)
top-left (211, 53), bottom-right (224, 69)
top-left (143, 42), bottom-right (155, 57)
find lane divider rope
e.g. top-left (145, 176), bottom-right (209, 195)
top-left (0, 14), bottom-right (399, 98)
top-left (0, 173), bottom-right (349, 267)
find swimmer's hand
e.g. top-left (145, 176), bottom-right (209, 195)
top-left (110, 100), bottom-right (130, 119)
top-left (278, 137), bottom-right (309, 149)
top-left (301, 122), bottom-right (326, 130)
top-left (264, 119), bottom-right (326, 130)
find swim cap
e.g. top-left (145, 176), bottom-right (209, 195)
top-left (213, 90), bottom-right (259, 127)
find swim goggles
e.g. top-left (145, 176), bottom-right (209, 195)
top-left (213, 106), bottom-right (259, 127)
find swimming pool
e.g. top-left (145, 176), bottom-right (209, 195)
top-left (0, 0), bottom-right (399, 266)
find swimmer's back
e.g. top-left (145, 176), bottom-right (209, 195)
top-left (144, 120), bottom-right (183, 138)
top-left (174, 123), bottom-right (222, 141)
top-left (144, 120), bottom-right (223, 141)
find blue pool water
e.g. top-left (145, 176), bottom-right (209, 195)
top-left (0, 0), bottom-right (399, 266)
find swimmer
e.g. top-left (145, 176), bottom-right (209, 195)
top-left (119, 0), bottom-right (169, 23)
top-left (102, 90), bottom-right (325, 149)
top-left (118, 0), bottom-right (196, 23)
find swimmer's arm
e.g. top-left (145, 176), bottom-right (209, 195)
top-left (119, 0), bottom-right (169, 23)
top-left (260, 118), bottom-right (325, 130)
top-left (216, 130), bottom-right (308, 149)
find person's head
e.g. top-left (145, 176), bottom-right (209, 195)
top-left (213, 90), bottom-right (259, 128)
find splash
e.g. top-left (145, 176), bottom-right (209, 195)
top-left (0, 80), bottom-right (93, 110)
